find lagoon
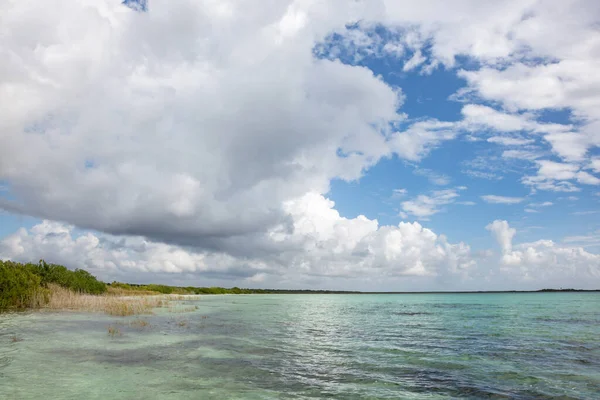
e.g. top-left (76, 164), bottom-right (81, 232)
top-left (1, 293), bottom-right (599, 399)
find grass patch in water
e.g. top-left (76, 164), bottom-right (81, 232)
top-left (129, 318), bottom-right (150, 328)
top-left (45, 284), bottom-right (169, 316)
top-left (107, 325), bottom-right (121, 337)
top-left (167, 305), bottom-right (199, 313)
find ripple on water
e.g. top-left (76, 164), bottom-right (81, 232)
top-left (1, 293), bottom-right (599, 399)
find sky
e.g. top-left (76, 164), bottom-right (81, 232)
top-left (1, 0), bottom-right (600, 291)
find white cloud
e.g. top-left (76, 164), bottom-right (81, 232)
top-left (486, 220), bottom-right (516, 254)
top-left (388, 119), bottom-right (458, 161)
top-left (460, 104), bottom-right (571, 135)
top-left (487, 136), bottom-right (534, 146)
top-left (590, 158), bottom-right (600, 173)
top-left (3, 208), bottom-right (599, 290)
top-left (446, 2), bottom-right (600, 182)
top-left (481, 195), bottom-right (524, 204)
top-left (522, 160), bottom-right (600, 192)
top-left (571, 210), bottom-right (600, 216)
top-left (529, 201), bottom-right (553, 207)
top-left (537, 160), bottom-right (579, 180)
top-left (501, 150), bottom-right (543, 160)
top-left (0, 194), bottom-right (476, 287)
top-left (544, 132), bottom-right (589, 162)
top-left (563, 233), bottom-right (600, 247)
top-left (576, 171), bottom-right (600, 185)
top-left (412, 168), bottom-right (451, 185)
top-left (0, 0), bottom-right (410, 249)
top-left (487, 220), bottom-right (600, 287)
top-left (400, 188), bottom-right (465, 219)
top-left (462, 169), bottom-right (503, 180)
top-left (462, 104), bottom-right (533, 132)
top-left (522, 177), bottom-right (580, 193)
top-left (458, 60), bottom-right (600, 118)
top-left (403, 50), bottom-right (426, 71)
top-left (458, 50), bottom-right (600, 167)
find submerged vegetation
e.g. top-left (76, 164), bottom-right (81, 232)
top-left (107, 325), bottom-right (121, 337)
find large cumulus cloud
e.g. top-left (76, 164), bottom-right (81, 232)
top-left (0, 193), bottom-right (475, 289)
top-left (486, 220), bottom-right (600, 288)
top-left (0, 0), bottom-right (406, 249)
top-left (3, 211), bottom-right (598, 290)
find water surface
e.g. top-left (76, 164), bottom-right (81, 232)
top-left (1, 293), bottom-right (599, 399)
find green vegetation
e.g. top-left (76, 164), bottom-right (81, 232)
top-left (3, 258), bottom-right (596, 312)
top-left (1, 259), bottom-right (106, 310)
top-left (24, 260), bottom-right (106, 294)
top-left (142, 284), bottom-right (175, 294)
top-left (1, 258), bottom-right (359, 312)
top-left (108, 281), bottom-right (360, 295)
top-left (0, 260), bottom-right (47, 309)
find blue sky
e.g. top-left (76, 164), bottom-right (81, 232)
top-left (1, 0), bottom-right (599, 290)
top-left (323, 48), bottom-right (599, 249)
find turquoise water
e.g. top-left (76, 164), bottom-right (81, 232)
top-left (1, 293), bottom-right (599, 399)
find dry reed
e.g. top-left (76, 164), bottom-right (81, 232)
top-left (27, 287), bottom-right (51, 309)
top-left (129, 318), bottom-right (150, 328)
top-left (107, 325), bottom-right (121, 336)
top-left (167, 305), bottom-right (199, 313)
top-left (44, 284), bottom-right (170, 316)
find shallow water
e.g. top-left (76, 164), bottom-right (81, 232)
top-left (1, 293), bottom-right (599, 399)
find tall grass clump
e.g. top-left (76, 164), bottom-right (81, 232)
top-left (107, 325), bottom-right (121, 337)
top-left (46, 284), bottom-right (165, 315)
top-left (1, 259), bottom-right (168, 314)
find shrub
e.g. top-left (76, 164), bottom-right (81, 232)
top-left (25, 260), bottom-right (106, 294)
top-left (109, 281), bottom-right (133, 290)
top-left (0, 260), bottom-right (48, 309)
top-left (142, 284), bottom-right (173, 294)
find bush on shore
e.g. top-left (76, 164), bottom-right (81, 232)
top-left (24, 260), bottom-right (107, 294)
top-left (0, 259), bottom-right (106, 310)
top-left (0, 261), bottom-right (49, 309)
